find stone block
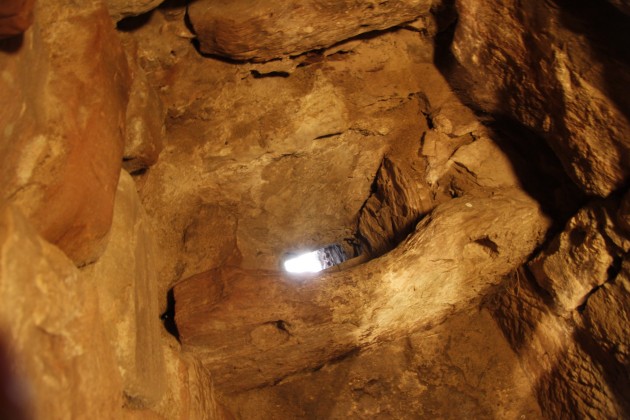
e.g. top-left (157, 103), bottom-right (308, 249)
top-left (0, 0), bottom-right (131, 265)
top-left (83, 171), bottom-right (166, 408)
top-left (451, 0), bottom-right (630, 196)
top-left (123, 44), bottom-right (166, 174)
top-left (189, 0), bottom-right (432, 61)
top-left (174, 190), bottom-right (550, 392)
top-left (107, 0), bottom-right (165, 22)
top-left (0, 204), bottom-right (123, 419)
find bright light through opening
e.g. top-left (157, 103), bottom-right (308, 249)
top-left (283, 251), bottom-right (324, 273)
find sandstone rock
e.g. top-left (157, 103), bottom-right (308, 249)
top-left (107, 0), bottom-right (164, 22)
top-left (0, 0), bottom-right (33, 38)
top-left (450, 136), bottom-right (522, 190)
top-left (0, 0), bottom-right (130, 265)
top-left (123, 43), bottom-right (166, 174)
top-left (0, 204), bottom-right (123, 419)
top-left (156, 341), bottom-right (227, 420)
top-left (528, 201), bottom-right (626, 313)
top-left (188, 0), bottom-right (432, 61)
top-left (580, 257), bottom-right (630, 374)
top-left (82, 171), bottom-right (165, 408)
top-left (356, 157), bottom-right (434, 257)
top-left (487, 265), bottom-right (630, 419)
top-left (179, 203), bottom-right (238, 280)
top-left (451, 0), bottom-right (630, 196)
top-left (227, 308), bottom-right (541, 419)
top-left (174, 191), bottom-right (550, 392)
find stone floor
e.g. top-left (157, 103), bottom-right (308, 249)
top-left (224, 306), bottom-right (542, 419)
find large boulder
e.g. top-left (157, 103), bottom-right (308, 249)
top-left (188, 0), bottom-right (433, 61)
top-left (0, 0), bottom-right (131, 265)
top-left (174, 190), bottom-right (551, 392)
top-left (450, 0), bottom-right (630, 196)
top-left (106, 0), bottom-right (165, 22)
top-left (0, 204), bottom-right (123, 419)
top-left (122, 41), bottom-right (166, 174)
top-left (82, 171), bottom-right (166, 408)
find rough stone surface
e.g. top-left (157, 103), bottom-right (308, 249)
top-left (487, 257), bottom-right (630, 418)
top-left (107, 0), bottom-right (165, 22)
top-left (227, 308), bottom-right (541, 419)
top-left (82, 171), bottom-right (165, 408)
top-left (579, 258), bottom-right (630, 395)
top-left (0, 0), bottom-right (130, 265)
top-left (189, 0), bottom-right (433, 61)
top-left (529, 204), bottom-right (615, 313)
top-left (0, 0), bottom-right (34, 37)
top-left (450, 0), bottom-right (630, 196)
top-left (0, 204), bottom-right (124, 419)
top-left (155, 340), bottom-right (226, 420)
top-left (123, 42), bottom-right (166, 174)
top-left (3, 0), bottom-right (629, 417)
top-left (174, 191), bottom-right (551, 392)
top-left (356, 156), bottom-right (434, 257)
top-left (125, 18), bottom-right (439, 304)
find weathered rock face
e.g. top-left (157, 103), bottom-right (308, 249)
top-left (450, 0), bottom-right (630, 196)
top-left (227, 308), bottom-right (542, 419)
top-left (106, 0), bottom-right (164, 23)
top-left (0, 0), bottom-right (130, 265)
top-left (122, 41), bottom-right (166, 174)
top-left (189, 0), bottom-right (433, 61)
top-left (157, 341), bottom-right (227, 420)
top-left (174, 191), bottom-right (551, 392)
top-left (82, 171), bottom-right (166, 408)
top-left (487, 190), bottom-right (630, 418)
top-left (1, 0), bottom-right (629, 417)
top-left (529, 201), bottom-right (623, 313)
top-left (0, 204), bottom-right (124, 419)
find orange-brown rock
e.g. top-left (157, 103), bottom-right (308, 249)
top-left (0, 204), bottom-right (124, 419)
top-left (174, 191), bottom-right (551, 392)
top-left (123, 43), bottom-right (165, 174)
top-left (450, 0), bottom-right (630, 196)
top-left (0, 0), bottom-right (34, 38)
top-left (0, 0), bottom-right (130, 265)
top-left (188, 0), bottom-right (433, 61)
top-left (156, 341), bottom-right (228, 420)
top-left (82, 171), bottom-right (166, 408)
top-left (227, 308), bottom-right (542, 419)
top-left (106, 0), bottom-right (165, 22)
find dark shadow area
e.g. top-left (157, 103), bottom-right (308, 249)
top-left (250, 69), bottom-right (290, 79)
top-left (160, 288), bottom-right (180, 341)
top-left (433, 0), bottom-right (630, 197)
top-left (483, 118), bottom-right (587, 226)
top-left (116, 10), bottom-right (154, 32)
top-left (554, 0), bottom-right (630, 122)
top-left (190, 38), bottom-right (249, 64)
top-left (431, 2), bottom-right (587, 226)
top-left (159, 0), bottom-right (194, 8)
top-left (0, 34), bottom-right (24, 53)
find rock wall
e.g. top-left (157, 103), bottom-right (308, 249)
top-left (0, 0), bottom-right (224, 418)
top-left (449, 0), bottom-right (630, 197)
top-left (0, 0), bottom-right (628, 418)
top-left (446, 0), bottom-right (630, 417)
top-left (0, 0), bottom-right (130, 266)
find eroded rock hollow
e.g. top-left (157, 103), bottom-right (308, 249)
top-left (0, 0), bottom-right (628, 418)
